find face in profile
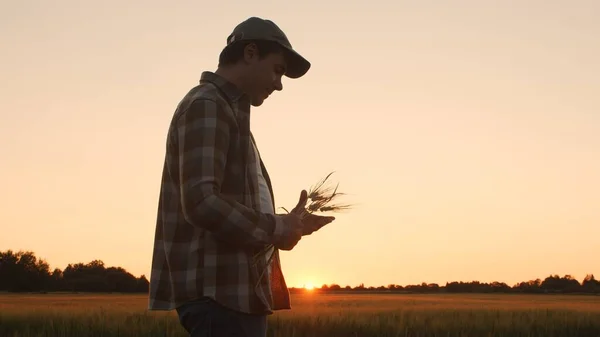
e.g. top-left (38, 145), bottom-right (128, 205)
top-left (242, 44), bottom-right (288, 107)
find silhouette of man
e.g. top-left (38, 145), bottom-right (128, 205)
top-left (148, 17), bottom-right (335, 337)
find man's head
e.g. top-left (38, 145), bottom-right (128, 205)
top-left (216, 17), bottom-right (310, 107)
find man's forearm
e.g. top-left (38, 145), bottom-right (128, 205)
top-left (181, 188), bottom-right (286, 249)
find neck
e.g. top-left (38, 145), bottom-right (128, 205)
top-left (215, 67), bottom-right (246, 92)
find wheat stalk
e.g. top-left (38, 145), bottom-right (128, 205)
top-left (282, 171), bottom-right (354, 217)
top-left (253, 171), bottom-right (353, 289)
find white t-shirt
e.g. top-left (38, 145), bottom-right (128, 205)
top-left (251, 139), bottom-right (275, 277)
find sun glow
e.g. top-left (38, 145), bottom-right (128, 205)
top-left (304, 283), bottom-right (315, 291)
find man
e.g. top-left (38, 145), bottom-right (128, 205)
top-left (148, 17), bottom-right (335, 337)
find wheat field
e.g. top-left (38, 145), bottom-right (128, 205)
top-left (1, 292), bottom-right (599, 337)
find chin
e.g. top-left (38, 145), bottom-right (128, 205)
top-left (251, 98), bottom-right (265, 107)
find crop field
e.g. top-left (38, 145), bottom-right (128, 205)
top-left (1, 292), bottom-right (599, 336)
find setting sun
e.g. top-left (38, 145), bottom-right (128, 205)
top-left (304, 283), bottom-right (315, 291)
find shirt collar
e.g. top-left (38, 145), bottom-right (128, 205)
top-left (199, 71), bottom-right (246, 103)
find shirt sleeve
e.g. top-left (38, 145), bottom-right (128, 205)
top-left (173, 98), bottom-right (288, 249)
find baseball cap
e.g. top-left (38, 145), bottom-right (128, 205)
top-left (226, 17), bottom-right (311, 79)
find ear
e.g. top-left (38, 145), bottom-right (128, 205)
top-left (243, 43), bottom-right (259, 63)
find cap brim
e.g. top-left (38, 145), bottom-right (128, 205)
top-left (282, 47), bottom-right (311, 79)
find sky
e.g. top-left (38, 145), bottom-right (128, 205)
top-left (1, 0), bottom-right (598, 289)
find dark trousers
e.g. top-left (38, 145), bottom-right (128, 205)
top-left (176, 297), bottom-right (267, 337)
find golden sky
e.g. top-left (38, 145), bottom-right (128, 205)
top-left (1, 0), bottom-right (598, 289)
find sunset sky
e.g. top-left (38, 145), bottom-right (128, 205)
top-left (1, 1), bottom-right (598, 289)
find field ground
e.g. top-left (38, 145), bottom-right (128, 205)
top-left (1, 292), bottom-right (599, 336)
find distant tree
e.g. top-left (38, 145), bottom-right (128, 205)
top-left (426, 283), bottom-right (440, 292)
top-left (50, 268), bottom-right (64, 291)
top-left (404, 284), bottom-right (423, 293)
top-left (541, 275), bottom-right (581, 293)
top-left (354, 283), bottom-right (365, 291)
top-left (0, 250), bottom-right (51, 291)
top-left (63, 260), bottom-right (107, 292)
top-left (105, 267), bottom-right (138, 292)
top-left (514, 279), bottom-right (542, 293)
top-left (582, 274), bottom-right (599, 294)
top-left (490, 281), bottom-right (511, 293)
top-left (136, 275), bottom-right (150, 293)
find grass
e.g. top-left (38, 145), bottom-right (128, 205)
top-left (1, 292), bottom-right (599, 336)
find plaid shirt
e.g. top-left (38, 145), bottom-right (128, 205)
top-left (148, 72), bottom-right (292, 314)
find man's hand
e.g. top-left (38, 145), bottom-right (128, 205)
top-left (274, 190), bottom-right (336, 250)
top-left (301, 213), bottom-right (335, 236)
top-left (290, 189), bottom-right (335, 236)
top-left (275, 190), bottom-right (308, 250)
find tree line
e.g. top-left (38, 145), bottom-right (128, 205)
top-left (0, 250), bottom-right (149, 293)
top-left (289, 275), bottom-right (600, 294)
top-left (1, 249), bottom-right (598, 294)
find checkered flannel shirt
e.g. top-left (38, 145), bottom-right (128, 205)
top-left (148, 71), bottom-right (293, 314)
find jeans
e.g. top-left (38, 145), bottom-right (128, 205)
top-left (176, 297), bottom-right (267, 337)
